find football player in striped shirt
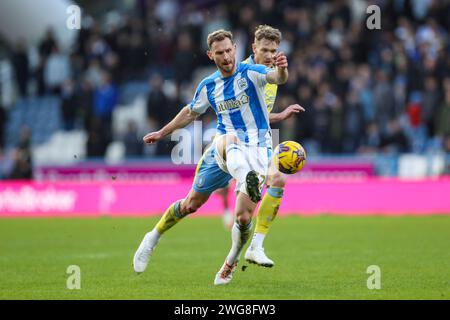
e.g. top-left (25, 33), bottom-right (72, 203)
top-left (133, 29), bottom-right (289, 285)
top-left (220, 25), bottom-right (304, 268)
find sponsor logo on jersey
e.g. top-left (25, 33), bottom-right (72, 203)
top-left (216, 94), bottom-right (249, 113)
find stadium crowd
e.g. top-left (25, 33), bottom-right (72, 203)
top-left (1, 0), bottom-right (450, 179)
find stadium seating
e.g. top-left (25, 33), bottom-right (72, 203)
top-left (5, 96), bottom-right (61, 148)
top-left (32, 130), bottom-right (87, 165)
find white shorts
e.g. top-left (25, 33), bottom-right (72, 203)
top-left (214, 143), bottom-right (273, 196)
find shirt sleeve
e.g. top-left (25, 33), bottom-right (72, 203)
top-left (264, 83), bottom-right (278, 113)
top-left (189, 83), bottom-right (210, 115)
top-left (247, 64), bottom-right (271, 88)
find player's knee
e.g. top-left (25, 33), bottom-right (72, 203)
top-left (225, 134), bottom-right (240, 146)
top-left (216, 134), bottom-right (240, 159)
top-left (268, 171), bottom-right (286, 188)
top-left (236, 211), bottom-right (252, 226)
top-left (215, 136), bottom-right (226, 159)
top-left (236, 214), bottom-right (252, 226)
top-left (217, 134), bottom-right (239, 149)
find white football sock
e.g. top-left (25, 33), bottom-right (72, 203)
top-left (250, 232), bottom-right (266, 249)
top-left (226, 221), bottom-right (252, 265)
top-left (146, 228), bottom-right (161, 248)
top-left (226, 143), bottom-right (250, 183)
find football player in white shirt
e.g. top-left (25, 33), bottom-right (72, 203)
top-left (133, 29), bottom-right (289, 285)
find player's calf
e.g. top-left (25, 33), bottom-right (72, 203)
top-left (245, 170), bottom-right (286, 268)
top-left (181, 197), bottom-right (204, 215)
top-left (133, 190), bottom-right (209, 274)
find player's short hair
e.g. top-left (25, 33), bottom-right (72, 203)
top-left (254, 25), bottom-right (282, 44)
top-left (207, 29), bottom-right (234, 50)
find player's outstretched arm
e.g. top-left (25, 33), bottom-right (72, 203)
top-left (269, 104), bottom-right (305, 124)
top-left (266, 52), bottom-right (289, 85)
top-left (143, 106), bottom-right (199, 144)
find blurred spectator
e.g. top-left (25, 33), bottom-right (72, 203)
top-left (123, 120), bottom-right (143, 157)
top-left (77, 79), bottom-right (95, 130)
top-left (85, 59), bottom-right (104, 88)
top-left (38, 28), bottom-right (57, 59)
top-left (295, 85), bottom-right (314, 140)
top-left (258, 0), bottom-right (281, 27)
top-left (128, 33), bottom-right (147, 79)
top-left (35, 55), bottom-right (46, 96)
top-left (422, 76), bottom-right (440, 136)
top-left (406, 92), bottom-right (423, 129)
top-left (87, 118), bottom-right (108, 157)
top-left (373, 70), bottom-right (395, 134)
top-left (93, 72), bottom-right (118, 141)
top-left (380, 118), bottom-right (409, 153)
top-left (359, 122), bottom-right (381, 154)
top-left (146, 73), bottom-right (169, 125)
top-left (328, 98), bottom-right (344, 153)
top-left (278, 95), bottom-right (297, 142)
top-left (435, 89), bottom-right (450, 139)
top-left (104, 52), bottom-right (121, 83)
top-left (0, 147), bottom-right (15, 179)
top-left (405, 92), bottom-right (427, 152)
top-left (343, 90), bottom-right (365, 153)
top-left (60, 79), bottom-right (78, 131)
top-left (87, 33), bottom-right (110, 61)
top-left (443, 136), bottom-right (450, 154)
top-left (11, 39), bottom-right (29, 97)
top-left (44, 46), bottom-right (71, 94)
top-left (174, 32), bottom-right (197, 87)
top-left (327, 17), bottom-right (346, 50)
top-left (9, 127), bottom-right (32, 180)
top-left (311, 95), bottom-right (330, 153)
top-left (0, 105), bottom-right (6, 148)
top-left (353, 64), bottom-right (375, 123)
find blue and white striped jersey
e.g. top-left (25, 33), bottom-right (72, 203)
top-left (189, 63), bottom-right (272, 147)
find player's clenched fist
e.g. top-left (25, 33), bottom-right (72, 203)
top-left (143, 131), bottom-right (163, 144)
top-left (274, 52), bottom-right (288, 69)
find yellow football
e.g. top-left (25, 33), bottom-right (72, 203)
top-left (275, 141), bottom-right (307, 174)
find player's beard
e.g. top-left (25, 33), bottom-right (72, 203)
top-left (219, 59), bottom-right (235, 75)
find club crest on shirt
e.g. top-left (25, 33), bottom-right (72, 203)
top-left (237, 78), bottom-right (248, 90)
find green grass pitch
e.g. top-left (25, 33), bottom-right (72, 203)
top-left (0, 215), bottom-right (449, 299)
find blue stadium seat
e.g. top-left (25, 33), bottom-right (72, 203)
top-left (5, 95), bottom-right (62, 149)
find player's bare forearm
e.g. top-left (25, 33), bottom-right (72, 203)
top-left (276, 67), bottom-right (288, 84)
top-left (266, 52), bottom-right (289, 85)
top-left (269, 104), bottom-right (305, 124)
top-left (143, 106), bottom-right (198, 144)
top-left (267, 69), bottom-right (288, 85)
top-left (160, 106), bottom-right (198, 136)
top-left (269, 112), bottom-right (283, 123)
